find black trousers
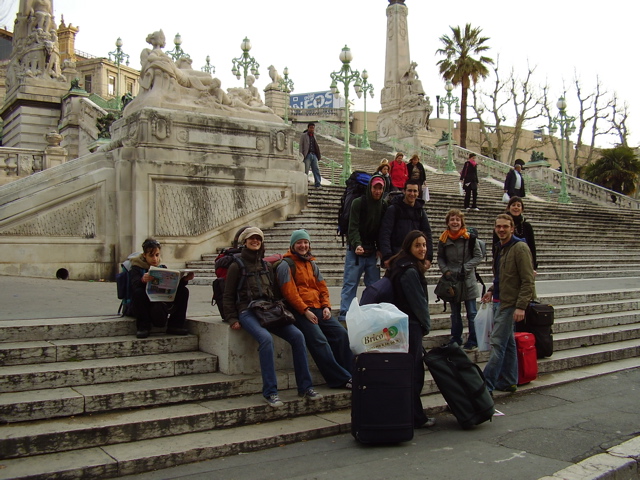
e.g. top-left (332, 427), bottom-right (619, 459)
top-left (464, 188), bottom-right (478, 208)
top-left (133, 281), bottom-right (190, 331)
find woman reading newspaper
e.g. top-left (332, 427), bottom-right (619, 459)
top-left (130, 238), bottom-right (194, 338)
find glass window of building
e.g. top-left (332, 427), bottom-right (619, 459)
top-left (84, 74), bottom-right (92, 93)
top-left (108, 75), bottom-right (116, 96)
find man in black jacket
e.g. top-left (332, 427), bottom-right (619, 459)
top-left (379, 179), bottom-right (433, 268)
top-left (504, 159), bottom-right (526, 198)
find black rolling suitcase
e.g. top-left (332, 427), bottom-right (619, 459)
top-left (351, 352), bottom-right (414, 443)
top-left (516, 302), bottom-right (554, 358)
top-left (424, 343), bottom-right (494, 429)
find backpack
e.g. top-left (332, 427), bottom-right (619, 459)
top-left (212, 250), bottom-right (283, 321)
top-left (116, 251), bottom-right (140, 317)
top-left (337, 171), bottom-right (371, 245)
top-left (360, 261), bottom-right (413, 306)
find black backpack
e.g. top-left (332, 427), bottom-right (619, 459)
top-left (116, 252), bottom-right (140, 317)
top-left (337, 171), bottom-right (371, 245)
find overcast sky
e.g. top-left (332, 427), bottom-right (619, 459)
top-left (2, 0), bottom-right (637, 148)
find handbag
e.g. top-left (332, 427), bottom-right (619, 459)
top-left (434, 275), bottom-right (463, 304)
top-left (249, 299), bottom-right (295, 330)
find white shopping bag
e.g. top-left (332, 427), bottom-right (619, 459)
top-left (459, 182), bottom-right (464, 196)
top-left (422, 185), bottom-right (430, 202)
top-left (345, 298), bottom-right (409, 354)
top-left (475, 302), bottom-right (494, 351)
top-left (502, 192), bottom-right (510, 203)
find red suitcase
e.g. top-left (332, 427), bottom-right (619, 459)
top-left (515, 331), bottom-right (537, 385)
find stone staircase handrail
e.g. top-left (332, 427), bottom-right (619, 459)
top-left (451, 145), bottom-right (640, 209)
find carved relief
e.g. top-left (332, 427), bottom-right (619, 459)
top-left (272, 130), bottom-right (287, 152)
top-left (150, 111), bottom-right (171, 140)
top-left (0, 194), bottom-right (97, 237)
top-left (155, 184), bottom-right (283, 236)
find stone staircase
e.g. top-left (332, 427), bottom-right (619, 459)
top-left (187, 172), bottom-right (640, 287)
top-left (2, 287), bottom-right (640, 478)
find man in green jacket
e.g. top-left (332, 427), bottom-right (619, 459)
top-left (482, 214), bottom-right (535, 394)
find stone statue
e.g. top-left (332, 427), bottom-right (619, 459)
top-left (388, 0), bottom-right (406, 4)
top-left (124, 29), bottom-right (279, 121)
top-left (267, 65), bottom-right (283, 90)
top-left (401, 61), bottom-right (425, 95)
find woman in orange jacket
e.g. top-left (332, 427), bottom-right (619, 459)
top-left (276, 229), bottom-right (353, 389)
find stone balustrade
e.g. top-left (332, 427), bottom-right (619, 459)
top-left (0, 147), bottom-right (45, 181)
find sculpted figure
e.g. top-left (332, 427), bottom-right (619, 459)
top-left (139, 30), bottom-right (208, 93)
top-left (32, 0), bottom-right (52, 32)
top-left (267, 65), bottom-right (283, 89)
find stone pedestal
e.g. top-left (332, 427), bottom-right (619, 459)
top-left (264, 87), bottom-right (288, 119)
top-left (1, 79), bottom-right (70, 150)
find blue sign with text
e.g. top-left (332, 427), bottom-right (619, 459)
top-left (290, 91), bottom-right (340, 109)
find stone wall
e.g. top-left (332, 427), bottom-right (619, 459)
top-left (0, 106), bottom-right (306, 280)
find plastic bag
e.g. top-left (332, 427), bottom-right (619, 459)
top-left (459, 182), bottom-right (464, 196)
top-left (345, 298), bottom-right (409, 354)
top-left (422, 185), bottom-right (430, 202)
top-left (475, 302), bottom-right (494, 351)
top-left (502, 192), bottom-right (510, 203)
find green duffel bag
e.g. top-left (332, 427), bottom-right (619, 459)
top-left (424, 343), bottom-right (495, 429)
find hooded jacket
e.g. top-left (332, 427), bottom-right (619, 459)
top-left (347, 176), bottom-right (387, 251)
top-left (379, 193), bottom-right (433, 262)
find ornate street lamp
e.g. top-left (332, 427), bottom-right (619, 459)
top-left (549, 96), bottom-right (576, 204)
top-left (166, 33), bottom-right (190, 62)
top-left (231, 37), bottom-right (260, 89)
top-left (360, 69), bottom-right (374, 149)
top-left (277, 66), bottom-right (295, 124)
top-left (330, 45), bottom-right (363, 185)
top-left (108, 37), bottom-right (130, 109)
top-left (439, 81), bottom-right (460, 173)
top-left (201, 55), bottom-right (215, 74)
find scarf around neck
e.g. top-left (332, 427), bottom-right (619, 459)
top-left (439, 227), bottom-right (469, 243)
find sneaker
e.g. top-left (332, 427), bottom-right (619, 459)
top-left (299, 388), bottom-right (323, 400)
top-left (463, 344), bottom-right (478, 352)
top-left (342, 378), bottom-right (353, 390)
top-left (472, 207), bottom-right (480, 211)
top-left (417, 417), bottom-right (436, 428)
top-left (498, 384), bottom-right (517, 393)
top-left (136, 330), bottom-right (150, 339)
top-left (265, 394), bottom-right (284, 408)
top-left (465, 208), bottom-right (471, 212)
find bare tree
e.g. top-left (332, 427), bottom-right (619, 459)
top-left (610, 93), bottom-right (630, 147)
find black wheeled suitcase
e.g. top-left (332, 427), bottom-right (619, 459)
top-left (424, 343), bottom-right (494, 429)
top-left (516, 302), bottom-right (554, 358)
top-left (351, 352), bottom-right (414, 443)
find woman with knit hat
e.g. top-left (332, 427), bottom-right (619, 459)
top-left (437, 209), bottom-right (484, 351)
top-left (276, 229), bottom-right (353, 389)
top-left (222, 226), bottom-right (322, 407)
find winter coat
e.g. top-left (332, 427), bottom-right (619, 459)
top-left (347, 176), bottom-right (388, 252)
top-left (379, 194), bottom-right (433, 262)
top-left (389, 159), bottom-right (409, 189)
top-left (504, 169), bottom-right (525, 197)
top-left (388, 253), bottom-right (431, 335)
top-left (437, 234), bottom-right (483, 300)
top-left (491, 236), bottom-right (535, 310)
top-left (492, 214), bottom-right (538, 269)
top-left (276, 251), bottom-right (330, 314)
top-left (407, 162), bottom-right (426, 184)
top-left (460, 161), bottom-right (479, 190)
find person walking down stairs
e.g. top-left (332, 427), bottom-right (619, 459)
top-left (460, 152), bottom-right (480, 211)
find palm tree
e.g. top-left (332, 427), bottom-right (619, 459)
top-left (583, 146), bottom-right (640, 196)
top-left (436, 24), bottom-right (493, 149)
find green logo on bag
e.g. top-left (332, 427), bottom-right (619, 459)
top-left (362, 325), bottom-right (400, 348)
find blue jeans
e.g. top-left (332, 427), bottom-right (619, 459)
top-left (293, 308), bottom-right (353, 387)
top-left (482, 303), bottom-right (518, 393)
top-left (450, 300), bottom-right (478, 347)
top-left (304, 153), bottom-right (322, 188)
top-left (339, 248), bottom-right (380, 320)
top-left (239, 309), bottom-right (313, 398)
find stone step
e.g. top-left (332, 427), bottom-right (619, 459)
top-left (0, 316), bottom-right (136, 343)
top-left (0, 334), bottom-right (199, 367)
top-left (0, 351), bottom-right (217, 393)
top-left (2, 355), bottom-right (640, 480)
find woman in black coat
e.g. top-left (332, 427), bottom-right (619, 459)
top-left (460, 153), bottom-right (479, 211)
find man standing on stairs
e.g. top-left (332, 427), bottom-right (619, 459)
top-left (481, 214), bottom-right (535, 394)
top-left (378, 179), bottom-right (433, 269)
top-left (338, 175), bottom-right (388, 321)
top-left (299, 122), bottom-right (322, 189)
